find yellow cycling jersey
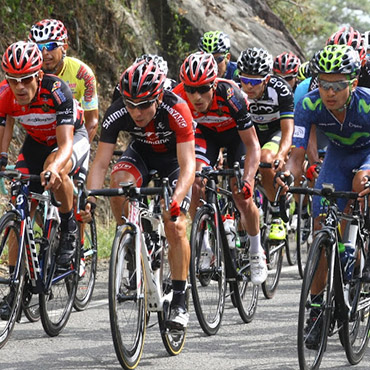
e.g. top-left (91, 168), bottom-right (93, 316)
top-left (58, 56), bottom-right (98, 111)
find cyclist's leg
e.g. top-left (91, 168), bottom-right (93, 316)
top-left (109, 143), bottom-right (149, 225)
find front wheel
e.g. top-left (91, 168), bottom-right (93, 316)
top-left (39, 222), bottom-right (79, 337)
top-left (74, 216), bottom-right (98, 311)
top-left (189, 206), bottom-right (226, 336)
top-left (0, 212), bottom-right (24, 349)
top-left (297, 232), bottom-right (333, 370)
top-left (109, 225), bottom-right (146, 370)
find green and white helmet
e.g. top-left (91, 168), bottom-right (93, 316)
top-left (312, 44), bottom-right (361, 79)
top-left (198, 31), bottom-right (231, 54)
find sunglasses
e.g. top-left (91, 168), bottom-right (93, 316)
top-left (184, 84), bottom-right (214, 94)
top-left (214, 55), bottom-right (226, 64)
top-left (318, 78), bottom-right (354, 92)
top-left (282, 75), bottom-right (296, 82)
top-left (239, 76), bottom-right (267, 86)
top-left (37, 41), bottom-right (64, 52)
top-left (6, 71), bottom-right (39, 85)
top-left (123, 98), bottom-right (158, 110)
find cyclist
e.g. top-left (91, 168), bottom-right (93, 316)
top-left (172, 51), bottom-right (268, 285)
top-left (28, 19), bottom-right (99, 142)
top-left (237, 47), bottom-right (294, 241)
top-left (0, 41), bottom-right (90, 319)
top-left (273, 51), bottom-right (301, 91)
top-left (198, 30), bottom-right (238, 80)
top-left (279, 44), bottom-right (370, 347)
top-left (81, 58), bottom-right (195, 331)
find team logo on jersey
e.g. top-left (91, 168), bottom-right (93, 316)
top-left (226, 87), bottom-right (234, 100)
top-left (42, 104), bottom-right (50, 112)
top-left (216, 109), bottom-right (223, 116)
top-left (51, 81), bottom-right (62, 92)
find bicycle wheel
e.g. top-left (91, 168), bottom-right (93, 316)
top-left (22, 273), bottom-right (40, 322)
top-left (109, 225), bottom-right (146, 370)
top-left (340, 240), bottom-right (370, 364)
top-left (297, 193), bottom-right (313, 279)
top-left (297, 232), bottom-right (334, 370)
top-left (74, 215), bottom-right (98, 311)
top-left (0, 212), bottom-right (25, 349)
top-left (158, 235), bottom-right (188, 355)
top-left (189, 206), bottom-right (226, 335)
top-left (285, 196), bottom-right (298, 266)
top-left (39, 221), bottom-right (79, 337)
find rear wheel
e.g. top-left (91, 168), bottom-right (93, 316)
top-left (74, 216), bottom-right (98, 311)
top-left (297, 232), bottom-right (333, 370)
top-left (39, 221), bottom-right (79, 336)
top-left (109, 225), bottom-right (146, 370)
top-left (189, 206), bottom-right (226, 335)
top-left (0, 212), bottom-right (24, 349)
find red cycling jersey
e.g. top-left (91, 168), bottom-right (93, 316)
top-left (0, 74), bottom-right (84, 146)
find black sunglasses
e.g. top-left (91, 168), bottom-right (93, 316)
top-left (184, 84), bottom-right (214, 94)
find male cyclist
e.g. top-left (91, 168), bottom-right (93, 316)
top-left (28, 19), bottom-right (99, 142)
top-left (0, 41), bottom-right (90, 319)
top-left (237, 47), bottom-right (294, 241)
top-left (198, 31), bottom-right (237, 80)
top-left (280, 44), bottom-right (370, 348)
top-left (172, 52), bottom-right (267, 285)
top-left (81, 59), bottom-right (195, 331)
top-left (273, 51), bottom-right (301, 91)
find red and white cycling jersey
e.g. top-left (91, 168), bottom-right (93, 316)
top-left (0, 74), bottom-right (84, 146)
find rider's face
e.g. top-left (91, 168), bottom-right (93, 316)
top-left (318, 73), bottom-right (357, 112)
top-left (125, 98), bottom-right (159, 127)
top-left (185, 84), bottom-right (215, 114)
top-left (6, 71), bottom-right (41, 105)
top-left (39, 40), bottom-right (66, 73)
top-left (239, 73), bottom-right (268, 100)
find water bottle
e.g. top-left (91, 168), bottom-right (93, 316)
top-left (340, 223), bottom-right (358, 281)
top-left (224, 215), bottom-right (236, 249)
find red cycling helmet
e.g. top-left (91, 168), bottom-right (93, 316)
top-left (273, 51), bottom-right (301, 76)
top-left (29, 19), bottom-right (68, 42)
top-left (326, 26), bottom-right (366, 62)
top-left (2, 41), bottom-right (43, 74)
top-left (179, 52), bottom-right (218, 86)
top-left (119, 59), bottom-right (166, 100)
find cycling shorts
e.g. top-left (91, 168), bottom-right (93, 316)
top-left (112, 142), bottom-right (191, 214)
top-left (260, 131), bottom-right (282, 155)
top-left (195, 125), bottom-right (246, 167)
top-left (15, 127), bottom-right (90, 194)
top-left (313, 144), bottom-right (370, 217)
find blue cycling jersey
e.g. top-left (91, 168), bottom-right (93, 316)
top-left (293, 87), bottom-right (370, 151)
top-left (225, 61), bottom-right (238, 80)
top-left (294, 78), bottom-right (311, 107)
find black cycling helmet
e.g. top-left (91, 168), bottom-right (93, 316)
top-left (237, 47), bottom-right (273, 76)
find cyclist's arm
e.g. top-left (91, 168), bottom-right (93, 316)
top-left (275, 117), bottom-right (294, 169)
top-left (86, 141), bottom-right (116, 191)
top-left (172, 140), bottom-right (195, 205)
top-left (306, 125), bottom-right (320, 165)
top-left (238, 126), bottom-right (261, 186)
top-left (84, 109), bottom-right (99, 143)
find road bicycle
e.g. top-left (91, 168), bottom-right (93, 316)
top-left (0, 169), bottom-right (80, 348)
top-left (189, 162), bottom-right (259, 336)
top-left (256, 163), bottom-right (296, 299)
top-left (289, 184), bottom-right (370, 369)
top-left (88, 175), bottom-right (188, 369)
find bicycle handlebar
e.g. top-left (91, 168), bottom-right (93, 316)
top-left (288, 185), bottom-right (359, 200)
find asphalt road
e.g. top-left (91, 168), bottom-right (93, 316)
top-left (1, 259), bottom-right (370, 370)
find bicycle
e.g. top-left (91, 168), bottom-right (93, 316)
top-left (289, 183), bottom-right (370, 369)
top-left (0, 169), bottom-right (80, 348)
top-left (88, 175), bottom-right (188, 369)
top-left (256, 163), bottom-right (296, 299)
top-left (189, 162), bottom-right (259, 336)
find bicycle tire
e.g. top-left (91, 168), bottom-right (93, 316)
top-left (285, 196), bottom-right (298, 266)
top-left (189, 206), bottom-right (226, 336)
top-left (156, 235), bottom-right (188, 355)
top-left (109, 225), bottom-right (146, 370)
top-left (74, 215), bottom-right (98, 311)
top-left (0, 212), bottom-right (25, 349)
top-left (39, 221), bottom-right (79, 337)
top-left (297, 192), bottom-right (313, 279)
top-left (340, 235), bottom-right (370, 365)
top-left (261, 239), bottom-right (283, 299)
top-left (297, 232), bottom-right (334, 370)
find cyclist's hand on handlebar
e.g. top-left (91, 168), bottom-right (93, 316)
top-left (358, 175), bottom-right (370, 197)
top-left (241, 180), bottom-right (252, 199)
top-left (306, 162), bottom-right (321, 181)
top-left (170, 200), bottom-right (180, 221)
top-left (274, 170), bottom-right (294, 194)
top-left (0, 152), bottom-right (8, 170)
top-left (79, 201), bottom-right (95, 223)
top-left (41, 168), bottom-right (62, 191)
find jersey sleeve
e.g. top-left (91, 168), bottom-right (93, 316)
top-left (167, 99), bottom-right (195, 144)
top-left (0, 82), bottom-right (12, 126)
top-left (50, 79), bottom-right (76, 127)
top-left (99, 99), bottom-right (127, 144)
top-left (277, 82), bottom-right (294, 121)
